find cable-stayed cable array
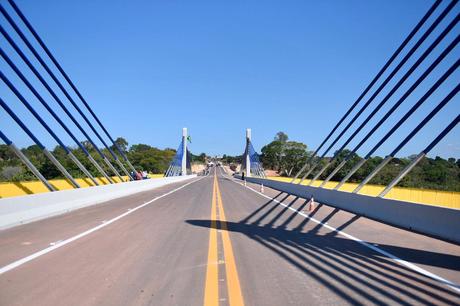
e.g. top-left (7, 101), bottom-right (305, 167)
top-left (248, 142), bottom-right (266, 178)
top-left (165, 137), bottom-right (192, 177)
top-left (241, 129), bottom-right (266, 178)
top-left (291, 0), bottom-right (445, 183)
top-left (1, 0), bottom-right (138, 190)
top-left (292, 0), bottom-right (459, 197)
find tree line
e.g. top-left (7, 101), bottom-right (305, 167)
top-left (260, 132), bottom-right (460, 192)
top-left (0, 137), bottom-right (206, 182)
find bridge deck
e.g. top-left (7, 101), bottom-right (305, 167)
top-left (0, 168), bottom-right (459, 305)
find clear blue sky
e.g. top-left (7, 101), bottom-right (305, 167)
top-left (1, 0), bottom-right (459, 158)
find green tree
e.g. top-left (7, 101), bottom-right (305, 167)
top-left (191, 153), bottom-right (207, 163)
top-left (111, 137), bottom-right (128, 153)
top-left (261, 140), bottom-right (284, 171)
top-left (261, 132), bottom-right (310, 176)
top-left (274, 131), bottom-right (288, 143)
top-left (279, 141), bottom-right (309, 176)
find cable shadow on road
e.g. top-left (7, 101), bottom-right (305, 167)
top-left (187, 218), bottom-right (460, 305)
top-left (190, 175), bottom-right (460, 303)
top-left (240, 191), bottom-right (285, 224)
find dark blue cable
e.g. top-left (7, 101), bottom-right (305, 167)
top-left (302, 0), bottom-right (443, 162)
top-left (317, 2), bottom-right (458, 160)
top-left (343, 40), bottom-right (459, 161)
top-left (425, 114), bottom-right (460, 153)
top-left (0, 129), bottom-right (13, 145)
top-left (0, 97), bottom-right (45, 149)
top-left (0, 53), bottom-right (88, 155)
top-left (0, 4), bottom-right (119, 160)
top-left (0, 26), bottom-right (106, 158)
top-left (6, 0), bottom-right (133, 163)
top-left (366, 61), bottom-right (460, 158)
top-left (391, 85), bottom-right (460, 156)
top-left (325, 13), bottom-right (459, 165)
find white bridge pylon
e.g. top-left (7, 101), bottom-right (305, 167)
top-left (241, 128), bottom-right (265, 178)
top-left (165, 127), bottom-right (190, 177)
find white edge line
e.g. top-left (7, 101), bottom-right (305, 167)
top-left (0, 176), bottom-right (207, 275)
top-left (229, 177), bottom-right (460, 293)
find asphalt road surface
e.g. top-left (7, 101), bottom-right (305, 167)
top-left (0, 167), bottom-right (459, 305)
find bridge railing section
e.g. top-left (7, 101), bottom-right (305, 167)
top-left (243, 176), bottom-right (460, 243)
top-left (268, 176), bottom-right (460, 209)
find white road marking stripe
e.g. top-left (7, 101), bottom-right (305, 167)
top-left (0, 176), bottom-right (205, 275)
top-left (230, 178), bottom-right (460, 293)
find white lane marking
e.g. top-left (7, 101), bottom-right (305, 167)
top-left (0, 177), bottom-right (206, 275)
top-left (49, 240), bottom-right (62, 246)
top-left (229, 178), bottom-right (460, 293)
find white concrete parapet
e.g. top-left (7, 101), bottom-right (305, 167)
top-left (242, 176), bottom-right (460, 243)
top-left (0, 175), bottom-right (196, 230)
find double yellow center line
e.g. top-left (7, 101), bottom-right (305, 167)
top-left (204, 170), bottom-right (244, 306)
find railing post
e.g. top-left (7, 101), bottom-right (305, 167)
top-left (0, 130), bottom-right (55, 192)
top-left (334, 158), bottom-right (367, 190)
top-left (353, 156), bottom-right (393, 194)
top-left (42, 148), bottom-right (80, 188)
top-left (378, 153), bottom-right (425, 197)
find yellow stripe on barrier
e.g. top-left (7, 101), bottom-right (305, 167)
top-left (0, 174), bottom-right (164, 199)
top-left (266, 176), bottom-right (460, 209)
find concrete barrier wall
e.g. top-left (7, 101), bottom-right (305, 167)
top-left (244, 177), bottom-right (460, 243)
top-left (0, 175), bottom-right (196, 230)
top-left (0, 174), bottom-right (166, 199)
top-left (267, 176), bottom-right (460, 209)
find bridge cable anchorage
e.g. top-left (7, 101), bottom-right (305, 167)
top-left (0, 51), bottom-right (103, 186)
top-left (0, 70), bottom-right (99, 186)
top-left (352, 85), bottom-right (460, 194)
top-left (319, 35), bottom-right (460, 189)
top-left (291, 0), bottom-right (450, 184)
top-left (0, 98), bottom-right (80, 189)
top-left (379, 114), bottom-right (460, 198)
top-left (0, 6), bottom-right (127, 183)
top-left (4, 0), bottom-right (138, 178)
top-left (241, 129), bottom-right (266, 178)
top-left (301, 3), bottom-right (458, 187)
top-left (0, 130), bottom-right (55, 192)
top-left (335, 59), bottom-right (460, 191)
top-left (164, 128), bottom-right (192, 177)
